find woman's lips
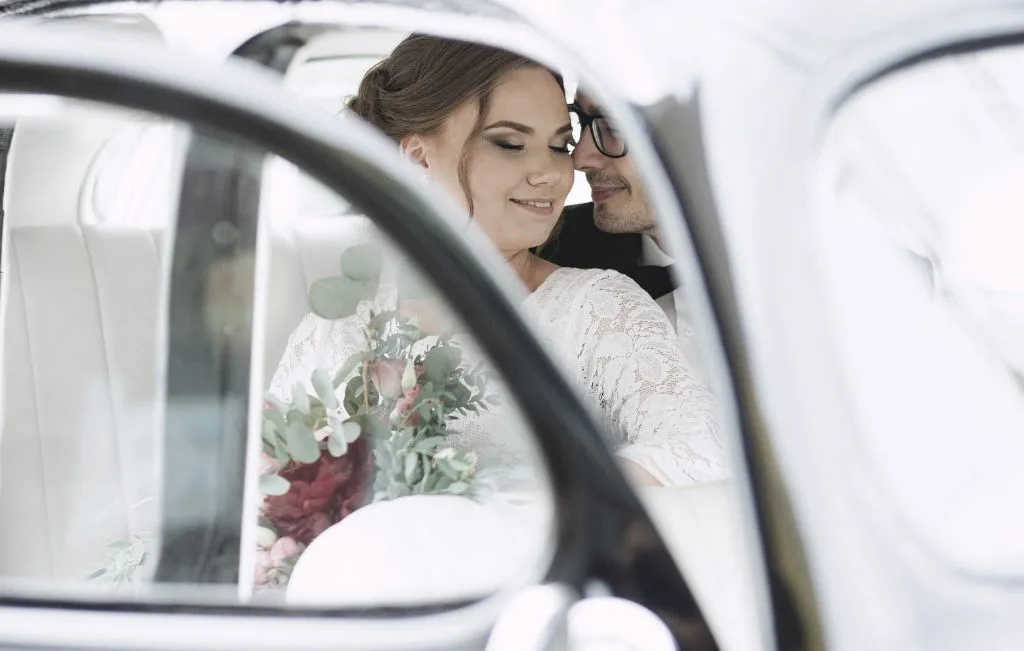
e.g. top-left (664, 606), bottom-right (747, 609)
top-left (510, 198), bottom-right (555, 215)
top-left (591, 186), bottom-right (626, 203)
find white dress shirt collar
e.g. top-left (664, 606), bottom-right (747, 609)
top-left (641, 234), bottom-right (674, 267)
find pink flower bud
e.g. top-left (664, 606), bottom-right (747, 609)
top-left (270, 536), bottom-right (302, 565)
top-left (393, 385), bottom-right (422, 426)
top-left (371, 359), bottom-right (408, 400)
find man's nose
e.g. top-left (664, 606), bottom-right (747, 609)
top-left (571, 126), bottom-right (604, 171)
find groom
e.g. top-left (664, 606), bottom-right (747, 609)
top-left (542, 92), bottom-right (706, 381)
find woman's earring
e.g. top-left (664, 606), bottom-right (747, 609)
top-left (418, 171), bottom-right (431, 187)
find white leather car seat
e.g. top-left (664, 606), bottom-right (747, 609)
top-left (0, 103), bottom-right (183, 581)
top-left (259, 158), bottom-right (379, 387)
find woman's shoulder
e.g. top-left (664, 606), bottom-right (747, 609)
top-left (539, 266), bottom-right (652, 303)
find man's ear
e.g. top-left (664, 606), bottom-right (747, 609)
top-left (400, 134), bottom-right (430, 170)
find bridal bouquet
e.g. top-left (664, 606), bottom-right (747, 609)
top-left (254, 244), bottom-right (496, 588)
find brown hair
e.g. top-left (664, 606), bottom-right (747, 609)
top-left (346, 34), bottom-right (563, 216)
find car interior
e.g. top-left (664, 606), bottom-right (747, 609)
top-left (0, 13), bottom-right (759, 651)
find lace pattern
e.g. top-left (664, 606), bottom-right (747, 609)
top-left (269, 267), bottom-right (728, 488)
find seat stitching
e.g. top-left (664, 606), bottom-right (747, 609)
top-left (80, 229), bottom-right (132, 544)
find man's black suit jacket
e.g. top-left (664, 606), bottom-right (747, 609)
top-left (539, 202), bottom-right (673, 300)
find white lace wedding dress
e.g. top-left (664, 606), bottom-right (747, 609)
top-left (269, 266), bottom-right (728, 489)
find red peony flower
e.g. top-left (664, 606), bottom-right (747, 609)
top-left (262, 439), bottom-right (373, 546)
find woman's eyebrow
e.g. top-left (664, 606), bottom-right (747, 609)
top-left (483, 120), bottom-right (533, 134)
top-left (483, 121), bottom-right (573, 137)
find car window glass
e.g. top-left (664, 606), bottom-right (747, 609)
top-left (816, 43), bottom-right (1024, 574)
top-left (276, 26), bottom-right (751, 645)
top-left (0, 93), bottom-right (554, 606)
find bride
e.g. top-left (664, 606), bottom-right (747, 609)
top-left (268, 34), bottom-right (727, 493)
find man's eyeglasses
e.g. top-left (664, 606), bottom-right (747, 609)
top-left (569, 103), bottom-right (627, 158)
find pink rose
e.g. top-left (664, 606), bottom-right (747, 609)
top-left (259, 452), bottom-right (279, 476)
top-left (270, 536), bottom-right (302, 565)
top-left (394, 385), bottom-right (422, 426)
top-left (253, 550), bottom-right (273, 586)
top-left (371, 359), bottom-right (408, 399)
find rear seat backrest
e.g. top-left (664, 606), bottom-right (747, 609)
top-left (260, 156), bottom-right (379, 385)
top-left (0, 104), bottom-right (182, 581)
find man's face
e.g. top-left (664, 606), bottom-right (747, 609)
top-left (571, 94), bottom-right (654, 235)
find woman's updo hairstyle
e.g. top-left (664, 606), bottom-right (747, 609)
top-left (347, 34), bottom-right (564, 213)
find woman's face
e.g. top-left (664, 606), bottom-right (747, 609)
top-left (416, 66), bottom-right (575, 255)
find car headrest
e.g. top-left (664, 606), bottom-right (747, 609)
top-left (5, 104), bottom-right (155, 228)
top-left (3, 15), bottom-right (167, 230)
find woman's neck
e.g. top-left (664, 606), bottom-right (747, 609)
top-left (505, 250), bottom-right (558, 293)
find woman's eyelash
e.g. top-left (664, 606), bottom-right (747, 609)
top-left (491, 139), bottom-right (571, 154)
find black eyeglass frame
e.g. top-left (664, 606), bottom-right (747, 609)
top-left (568, 102), bottom-right (628, 159)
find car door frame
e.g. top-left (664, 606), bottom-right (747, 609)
top-left (665, 3), bottom-right (1024, 651)
top-left (0, 18), bottom-right (718, 651)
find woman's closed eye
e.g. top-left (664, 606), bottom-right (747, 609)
top-left (491, 139), bottom-right (524, 152)
top-left (551, 141), bottom-right (573, 155)
top-left (490, 140), bottom-right (573, 156)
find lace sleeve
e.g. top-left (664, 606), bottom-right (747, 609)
top-left (267, 278), bottom-right (398, 402)
top-left (267, 313), bottom-right (323, 402)
top-left (575, 272), bottom-right (729, 486)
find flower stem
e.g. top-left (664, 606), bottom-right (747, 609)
top-left (361, 360), bottom-right (370, 412)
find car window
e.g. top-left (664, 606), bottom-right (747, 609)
top-left (815, 42), bottom-right (1024, 574)
top-left (0, 93), bottom-right (554, 606)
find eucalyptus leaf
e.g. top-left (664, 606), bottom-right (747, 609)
top-left (264, 392), bottom-right (288, 413)
top-left (340, 243), bottom-right (383, 285)
top-left (86, 567), bottom-right (107, 580)
top-left (447, 458), bottom-right (470, 473)
top-left (437, 459), bottom-right (460, 481)
top-left (260, 474), bottom-right (291, 496)
top-left (422, 346), bottom-right (461, 384)
top-left (311, 368), bottom-right (338, 409)
top-left (261, 420), bottom-right (278, 447)
top-left (369, 310), bottom-right (400, 332)
top-left (421, 471), bottom-right (439, 494)
top-left (395, 429), bottom-right (413, 451)
top-left (433, 475), bottom-right (452, 492)
top-left (449, 382), bottom-right (471, 405)
top-left (286, 421), bottom-right (320, 464)
top-left (413, 436), bottom-right (445, 452)
top-left (327, 430), bottom-right (348, 457)
top-left (341, 420), bottom-right (362, 443)
top-left (108, 540), bottom-right (131, 550)
top-left (309, 276), bottom-right (374, 320)
top-left (404, 452), bottom-right (419, 484)
top-left (447, 481), bottom-right (470, 495)
top-left (263, 407), bottom-right (287, 433)
top-left (334, 351), bottom-right (372, 388)
top-left (273, 436), bottom-right (290, 464)
top-left (291, 382), bottom-right (311, 415)
top-left (344, 375), bottom-right (366, 415)
top-left (388, 483), bottom-right (411, 500)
